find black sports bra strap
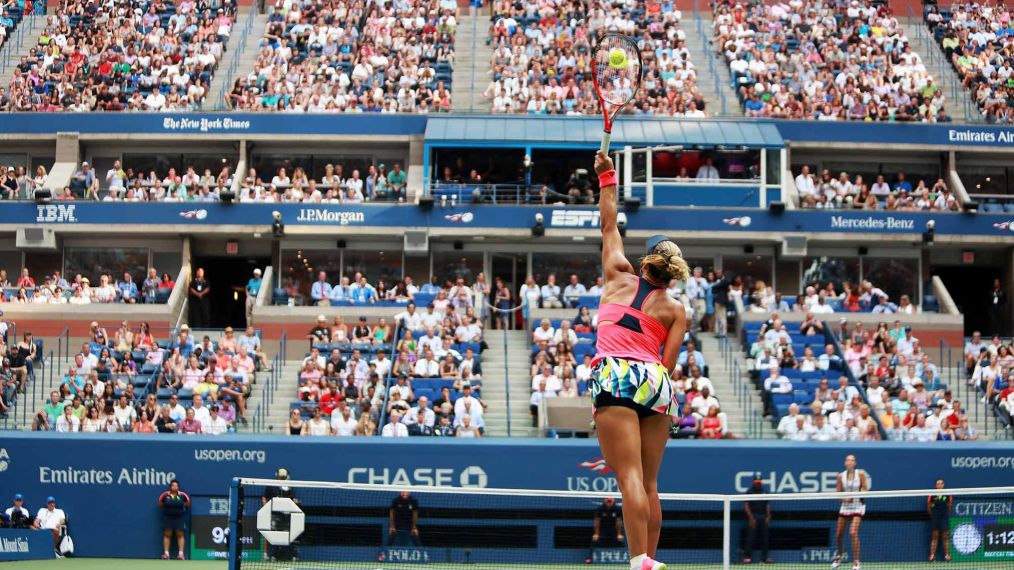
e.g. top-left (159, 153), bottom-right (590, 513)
top-left (630, 277), bottom-right (661, 311)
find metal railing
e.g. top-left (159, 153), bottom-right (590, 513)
top-left (252, 331), bottom-right (286, 433)
top-left (906, 5), bottom-right (980, 123)
top-left (499, 313), bottom-right (513, 437)
top-left (2, 349), bottom-right (52, 430)
top-left (824, 323), bottom-right (889, 440)
top-left (55, 326), bottom-right (70, 364)
top-left (0, 15), bottom-right (40, 76)
top-left (718, 334), bottom-right (759, 438)
top-left (374, 321), bottom-right (403, 435)
top-left (215, 6), bottom-right (259, 110)
top-left (940, 339), bottom-right (1012, 440)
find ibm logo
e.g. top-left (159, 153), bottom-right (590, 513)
top-left (35, 205), bottom-right (78, 223)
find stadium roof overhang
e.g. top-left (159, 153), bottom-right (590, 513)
top-left (424, 115), bottom-right (784, 149)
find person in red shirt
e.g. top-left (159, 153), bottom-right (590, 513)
top-left (319, 384), bottom-right (344, 416)
top-left (15, 268), bottom-right (34, 289)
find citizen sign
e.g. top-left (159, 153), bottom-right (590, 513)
top-left (550, 210), bottom-right (600, 228)
top-left (35, 205), bottom-right (77, 223)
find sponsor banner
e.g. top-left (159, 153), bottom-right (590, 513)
top-left (4, 203), bottom-right (1014, 237)
top-left (0, 113), bottom-right (427, 136)
top-left (1, 435), bottom-right (1013, 558)
top-left (776, 121), bottom-right (1014, 148)
top-left (0, 114), bottom-right (1012, 149)
top-left (0, 529), bottom-right (54, 561)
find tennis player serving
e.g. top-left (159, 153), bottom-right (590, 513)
top-left (590, 150), bottom-right (688, 570)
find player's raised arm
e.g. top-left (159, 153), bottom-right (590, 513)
top-left (595, 151), bottom-right (634, 280)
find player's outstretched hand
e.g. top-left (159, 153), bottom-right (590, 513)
top-left (594, 151), bottom-right (614, 176)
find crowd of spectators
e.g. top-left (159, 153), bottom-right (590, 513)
top-left (44, 160), bottom-right (410, 203)
top-left (485, 0), bottom-right (708, 116)
top-left (291, 280), bottom-right (488, 436)
top-left (714, 0), bottom-right (951, 122)
top-left (794, 166), bottom-right (962, 211)
top-left (738, 278), bottom-right (917, 316)
top-left (0, 267), bottom-right (175, 304)
top-left (30, 322), bottom-right (269, 434)
top-left (750, 313), bottom-right (977, 442)
top-left (6, 0), bottom-right (235, 112)
top-left (239, 163), bottom-right (407, 202)
top-left (964, 330), bottom-right (1014, 431)
top-left (926, 3), bottom-right (1014, 123)
top-left (230, 0), bottom-right (457, 112)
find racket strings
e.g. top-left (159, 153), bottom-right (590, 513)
top-left (593, 34), bottom-right (642, 109)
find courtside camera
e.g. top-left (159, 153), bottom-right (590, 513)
top-left (617, 212), bottom-right (627, 237)
top-left (271, 211), bottom-right (285, 237)
top-left (922, 219), bottom-right (935, 245)
top-left (532, 213), bottom-right (545, 237)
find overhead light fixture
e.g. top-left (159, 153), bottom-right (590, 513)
top-left (532, 212), bottom-right (545, 237)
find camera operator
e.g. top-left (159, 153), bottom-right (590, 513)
top-left (3, 494), bottom-right (31, 528)
top-left (566, 169), bottom-right (594, 204)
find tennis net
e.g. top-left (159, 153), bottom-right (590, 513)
top-left (229, 478), bottom-right (1014, 570)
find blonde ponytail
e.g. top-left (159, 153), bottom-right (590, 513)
top-left (667, 254), bottom-right (690, 283)
top-left (639, 239), bottom-right (689, 283)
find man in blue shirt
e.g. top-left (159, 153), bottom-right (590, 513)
top-left (892, 170), bottom-right (912, 193)
top-left (311, 271), bottom-right (332, 305)
top-left (677, 341), bottom-right (706, 370)
top-left (353, 277), bottom-right (376, 304)
top-left (419, 277), bottom-right (441, 295)
top-left (117, 272), bottom-right (139, 304)
top-left (245, 268), bottom-right (262, 324)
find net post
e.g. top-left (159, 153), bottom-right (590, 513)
top-left (722, 497), bottom-right (731, 570)
top-left (229, 477), bottom-right (242, 570)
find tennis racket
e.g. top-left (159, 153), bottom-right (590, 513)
top-left (590, 32), bottom-right (643, 154)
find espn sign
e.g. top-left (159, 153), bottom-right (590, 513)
top-left (550, 210), bottom-right (600, 228)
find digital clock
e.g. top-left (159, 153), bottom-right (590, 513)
top-left (984, 525), bottom-right (1014, 552)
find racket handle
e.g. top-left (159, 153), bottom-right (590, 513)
top-left (600, 131), bottom-right (611, 154)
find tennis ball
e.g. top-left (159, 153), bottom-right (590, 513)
top-left (608, 48), bottom-right (628, 69)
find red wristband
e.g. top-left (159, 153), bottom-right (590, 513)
top-left (598, 169), bottom-right (618, 188)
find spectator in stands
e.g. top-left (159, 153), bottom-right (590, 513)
top-left (776, 404), bottom-right (801, 439)
top-left (529, 378), bottom-right (557, 428)
top-left (563, 275), bottom-right (586, 308)
top-left (382, 411), bottom-right (409, 437)
top-left (541, 274), bottom-right (563, 308)
top-left (455, 414), bottom-right (481, 437)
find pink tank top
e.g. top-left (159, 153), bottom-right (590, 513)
top-left (593, 278), bottom-right (669, 366)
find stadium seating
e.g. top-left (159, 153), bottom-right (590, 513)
top-left (926, 3), bottom-right (1014, 123)
top-left (715, 0), bottom-right (950, 121)
top-left (232, 0), bottom-right (457, 112)
top-left (485, 0), bottom-right (707, 115)
top-left (8, 1), bottom-right (235, 111)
